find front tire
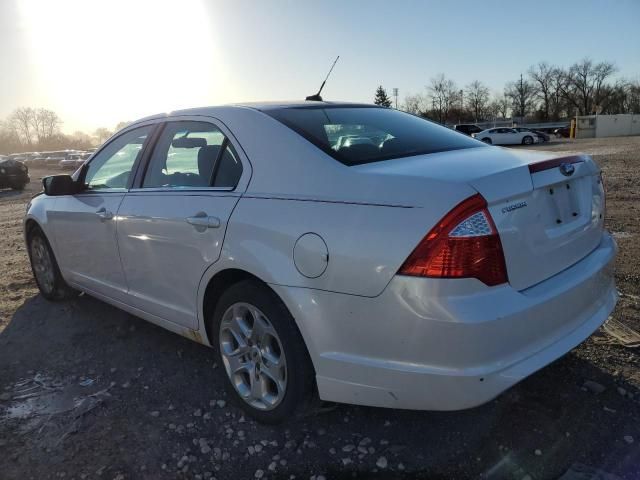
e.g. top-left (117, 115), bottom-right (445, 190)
top-left (210, 280), bottom-right (316, 424)
top-left (27, 228), bottom-right (79, 301)
top-left (522, 135), bottom-right (534, 145)
top-left (481, 137), bottom-right (492, 144)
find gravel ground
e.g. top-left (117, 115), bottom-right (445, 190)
top-left (1, 137), bottom-right (639, 480)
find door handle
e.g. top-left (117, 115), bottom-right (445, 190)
top-left (186, 212), bottom-right (221, 229)
top-left (95, 207), bottom-right (113, 221)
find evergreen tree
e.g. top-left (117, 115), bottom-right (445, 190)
top-left (374, 86), bottom-right (392, 107)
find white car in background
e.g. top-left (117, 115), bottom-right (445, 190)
top-left (473, 127), bottom-right (539, 145)
top-left (24, 102), bottom-right (616, 423)
top-left (59, 153), bottom-right (84, 169)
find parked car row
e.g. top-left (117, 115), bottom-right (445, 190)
top-left (3, 149), bottom-right (96, 170)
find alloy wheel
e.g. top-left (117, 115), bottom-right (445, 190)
top-left (30, 236), bottom-right (55, 294)
top-left (219, 302), bottom-right (287, 410)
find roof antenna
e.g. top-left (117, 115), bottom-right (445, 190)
top-left (306, 56), bottom-right (340, 101)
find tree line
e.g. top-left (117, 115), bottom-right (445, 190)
top-left (374, 58), bottom-right (640, 125)
top-left (0, 107), bottom-right (127, 155)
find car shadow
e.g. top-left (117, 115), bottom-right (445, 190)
top-left (0, 294), bottom-right (638, 479)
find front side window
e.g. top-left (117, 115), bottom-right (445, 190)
top-left (264, 106), bottom-right (484, 166)
top-left (84, 125), bottom-right (153, 190)
top-left (143, 121), bottom-right (241, 188)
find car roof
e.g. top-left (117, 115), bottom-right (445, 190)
top-left (188, 100), bottom-right (374, 112)
top-left (130, 101), bottom-right (379, 126)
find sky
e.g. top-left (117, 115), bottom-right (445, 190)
top-left (0, 0), bottom-right (639, 133)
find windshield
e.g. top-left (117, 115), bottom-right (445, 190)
top-left (265, 106), bottom-right (485, 166)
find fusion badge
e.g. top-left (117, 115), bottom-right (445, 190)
top-left (502, 201), bottom-right (528, 214)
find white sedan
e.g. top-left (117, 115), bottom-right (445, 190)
top-left (473, 127), bottom-right (539, 145)
top-left (25, 102), bottom-right (616, 423)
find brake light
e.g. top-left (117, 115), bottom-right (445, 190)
top-left (398, 194), bottom-right (508, 286)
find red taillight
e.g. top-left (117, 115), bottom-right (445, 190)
top-left (398, 194), bottom-right (508, 286)
top-left (599, 171), bottom-right (606, 220)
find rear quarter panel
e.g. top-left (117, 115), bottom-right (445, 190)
top-left (213, 195), bottom-right (463, 298)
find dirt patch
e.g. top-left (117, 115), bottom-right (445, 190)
top-left (1, 141), bottom-right (639, 479)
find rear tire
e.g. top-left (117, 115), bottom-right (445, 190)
top-left (210, 280), bottom-right (316, 424)
top-left (481, 137), bottom-right (492, 144)
top-left (11, 184), bottom-right (25, 191)
top-left (522, 135), bottom-right (533, 145)
top-left (27, 227), bottom-right (79, 301)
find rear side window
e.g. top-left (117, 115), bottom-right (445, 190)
top-left (264, 106), bottom-right (484, 166)
top-left (213, 143), bottom-right (242, 188)
top-left (143, 121), bottom-right (242, 189)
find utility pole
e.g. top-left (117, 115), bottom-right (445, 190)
top-left (393, 88), bottom-right (398, 109)
top-left (459, 89), bottom-right (464, 123)
top-left (518, 73), bottom-right (524, 122)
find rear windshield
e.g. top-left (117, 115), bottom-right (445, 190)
top-left (264, 106), bottom-right (484, 166)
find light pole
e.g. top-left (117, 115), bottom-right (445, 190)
top-left (393, 88), bottom-right (398, 109)
top-left (459, 89), bottom-right (464, 123)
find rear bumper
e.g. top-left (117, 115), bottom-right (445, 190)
top-left (273, 233), bottom-right (617, 410)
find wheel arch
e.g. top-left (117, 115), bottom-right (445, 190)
top-left (201, 268), bottom-right (264, 345)
top-left (202, 267), bottom-right (315, 368)
top-left (24, 217), bottom-right (42, 240)
top-left (24, 217), bottom-right (49, 251)
top-left (199, 267), bottom-right (318, 377)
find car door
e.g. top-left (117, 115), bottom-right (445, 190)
top-left (486, 128), bottom-right (501, 144)
top-left (504, 128), bottom-right (521, 144)
top-left (48, 125), bottom-right (156, 300)
top-left (494, 128), bottom-right (511, 144)
top-left (116, 119), bottom-right (247, 329)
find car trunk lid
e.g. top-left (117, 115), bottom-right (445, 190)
top-left (354, 147), bottom-right (605, 290)
top-left (484, 154), bottom-right (604, 290)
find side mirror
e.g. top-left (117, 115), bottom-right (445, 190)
top-left (42, 175), bottom-right (81, 196)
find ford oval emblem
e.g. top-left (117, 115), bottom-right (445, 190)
top-left (559, 163), bottom-right (575, 176)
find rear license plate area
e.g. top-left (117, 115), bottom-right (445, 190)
top-left (547, 180), bottom-right (580, 225)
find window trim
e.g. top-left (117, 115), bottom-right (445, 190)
top-left (133, 119), bottom-right (244, 192)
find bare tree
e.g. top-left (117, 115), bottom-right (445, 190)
top-left (402, 93), bottom-right (427, 116)
top-left (93, 128), bottom-right (113, 144)
top-left (32, 108), bottom-right (62, 143)
top-left (627, 79), bottom-right (640, 113)
top-left (505, 74), bottom-right (537, 119)
top-left (560, 58), bottom-right (617, 115)
top-left (69, 130), bottom-right (94, 150)
top-left (114, 121), bottom-right (131, 132)
top-left (9, 107), bottom-right (36, 146)
top-left (428, 74), bottom-right (458, 124)
top-left (599, 78), bottom-right (640, 114)
top-left (528, 62), bottom-right (557, 121)
top-left (0, 121), bottom-right (23, 154)
top-left (465, 80), bottom-right (490, 122)
top-left (547, 68), bottom-right (571, 120)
